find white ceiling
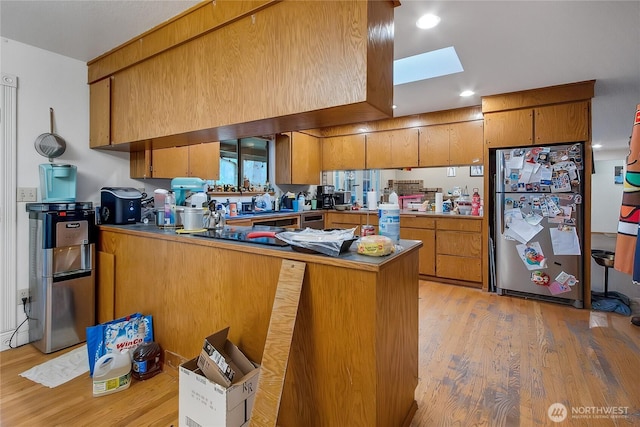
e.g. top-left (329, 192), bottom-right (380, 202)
top-left (2, 0), bottom-right (639, 152)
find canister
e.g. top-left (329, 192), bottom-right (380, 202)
top-left (378, 203), bottom-right (400, 242)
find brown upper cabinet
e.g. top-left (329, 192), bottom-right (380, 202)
top-left (419, 120), bottom-right (484, 166)
top-left (483, 109), bottom-right (534, 148)
top-left (535, 102), bottom-right (590, 144)
top-left (321, 134), bottom-right (366, 171)
top-left (89, 77), bottom-right (111, 148)
top-left (151, 142), bottom-right (220, 180)
top-left (88, 0), bottom-right (395, 150)
top-left (482, 81), bottom-right (594, 148)
top-left (366, 128), bottom-right (419, 169)
top-left (484, 102), bottom-right (589, 148)
top-left (275, 132), bottom-right (321, 185)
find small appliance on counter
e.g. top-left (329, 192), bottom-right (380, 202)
top-left (317, 185), bottom-right (335, 209)
top-left (333, 191), bottom-right (351, 206)
top-left (100, 187), bottom-right (142, 224)
top-left (171, 177), bottom-right (206, 206)
top-left (39, 164), bottom-right (77, 202)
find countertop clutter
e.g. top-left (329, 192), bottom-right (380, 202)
top-left (98, 222), bottom-right (422, 267)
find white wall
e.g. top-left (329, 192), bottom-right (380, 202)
top-left (0, 38), bottom-right (142, 349)
top-left (591, 159), bottom-right (626, 233)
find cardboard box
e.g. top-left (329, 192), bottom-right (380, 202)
top-left (179, 328), bottom-right (260, 427)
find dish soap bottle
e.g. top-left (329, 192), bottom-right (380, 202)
top-left (298, 193), bottom-right (305, 211)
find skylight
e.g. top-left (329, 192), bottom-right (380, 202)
top-left (393, 46), bottom-right (463, 86)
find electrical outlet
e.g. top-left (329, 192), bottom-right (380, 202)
top-left (17, 289), bottom-right (29, 304)
top-left (17, 187), bottom-right (37, 202)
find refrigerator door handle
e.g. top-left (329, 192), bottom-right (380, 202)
top-left (496, 193), bottom-right (505, 235)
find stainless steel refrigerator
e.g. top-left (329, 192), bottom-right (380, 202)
top-left (493, 143), bottom-right (584, 308)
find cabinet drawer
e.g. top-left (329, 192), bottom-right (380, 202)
top-left (436, 255), bottom-right (482, 282)
top-left (327, 213), bottom-right (361, 225)
top-left (436, 218), bottom-right (482, 232)
top-left (361, 213), bottom-right (378, 226)
top-left (437, 231), bottom-right (481, 257)
top-left (400, 216), bottom-right (435, 229)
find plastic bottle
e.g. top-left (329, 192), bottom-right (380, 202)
top-left (389, 190), bottom-right (399, 205)
top-left (471, 188), bottom-right (481, 216)
top-left (298, 193), bottom-right (305, 211)
top-left (132, 342), bottom-right (162, 381)
top-left (92, 349), bottom-right (132, 397)
top-left (164, 191), bottom-right (175, 226)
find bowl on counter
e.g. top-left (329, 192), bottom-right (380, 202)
top-left (334, 204), bottom-right (351, 211)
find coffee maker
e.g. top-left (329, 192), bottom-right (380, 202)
top-left (317, 185), bottom-right (335, 209)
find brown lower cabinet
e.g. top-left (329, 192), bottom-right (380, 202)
top-left (400, 216), bottom-right (436, 276)
top-left (435, 218), bottom-right (483, 286)
top-left (325, 211), bottom-right (379, 234)
top-left (327, 211), bottom-right (483, 287)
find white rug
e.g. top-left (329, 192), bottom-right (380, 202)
top-left (20, 344), bottom-right (89, 388)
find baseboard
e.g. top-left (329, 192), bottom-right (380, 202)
top-left (1, 328), bottom-right (29, 352)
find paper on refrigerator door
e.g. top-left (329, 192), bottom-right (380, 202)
top-left (550, 226), bottom-right (581, 255)
top-left (505, 218), bottom-right (544, 244)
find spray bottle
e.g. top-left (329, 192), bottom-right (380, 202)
top-left (471, 187), bottom-right (481, 216)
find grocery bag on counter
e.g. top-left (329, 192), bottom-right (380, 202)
top-left (86, 313), bottom-right (154, 376)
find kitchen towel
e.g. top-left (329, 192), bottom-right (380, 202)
top-left (20, 344), bottom-right (88, 388)
top-left (435, 193), bottom-right (443, 213)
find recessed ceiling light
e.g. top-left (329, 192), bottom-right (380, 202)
top-left (394, 46), bottom-right (463, 86)
top-left (416, 14), bottom-right (441, 30)
top-left (592, 143), bottom-right (603, 149)
top-left (460, 90), bottom-right (475, 97)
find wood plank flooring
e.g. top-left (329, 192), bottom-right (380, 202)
top-left (1, 281), bottom-right (639, 426)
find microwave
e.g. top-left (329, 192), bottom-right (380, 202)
top-left (333, 191), bottom-right (351, 205)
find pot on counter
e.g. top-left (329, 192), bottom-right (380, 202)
top-left (181, 207), bottom-right (208, 231)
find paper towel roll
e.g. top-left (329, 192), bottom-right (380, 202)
top-left (435, 193), bottom-right (443, 213)
top-left (367, 191), bottom-right (378, 211)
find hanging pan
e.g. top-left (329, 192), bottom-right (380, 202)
top-left (34, 108), bottom-right (66, 162)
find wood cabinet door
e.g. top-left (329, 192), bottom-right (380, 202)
top-left (535, 101), bottom-right (590, 144)
top-left (449, 120), bottom-right (484, 166)
top-left (291, 132), bottom-right (321, 184)
top-left (189, 142), bottom-right (220, 180)
top-left (436, 254), bottom-right (482, 283)
top-left (321, 135), bottom-right (366, 171)
top-left (484, 109), bottom-right (533, 147)
top-left (400, 227), bottom-right (435, 276)
top-left (436, 230), bottom-right (482, 258)
top-left (419, 125), bottom-right (450, 167)
top-left (89, 77), bottom-right (111, 148)
top-left (366, 128), bottom-right (419, 169)
top-left (152, 146), bottom-right (189, 178)
top-left (130, 149), bottom-right (151, 179)
top-left (365, 131), bottom-right (393, 169)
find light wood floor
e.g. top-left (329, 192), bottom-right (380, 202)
top-left (1, 281), bottom-right (639, 426)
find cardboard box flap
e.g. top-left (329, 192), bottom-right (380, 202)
top-left (198, 326), bottom-right (259, 388)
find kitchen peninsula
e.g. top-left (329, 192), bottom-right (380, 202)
top-left (97, 224), bottom-right (421, 426)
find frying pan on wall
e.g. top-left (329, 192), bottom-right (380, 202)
top-left (34, 108), bottom-right (66, 162)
